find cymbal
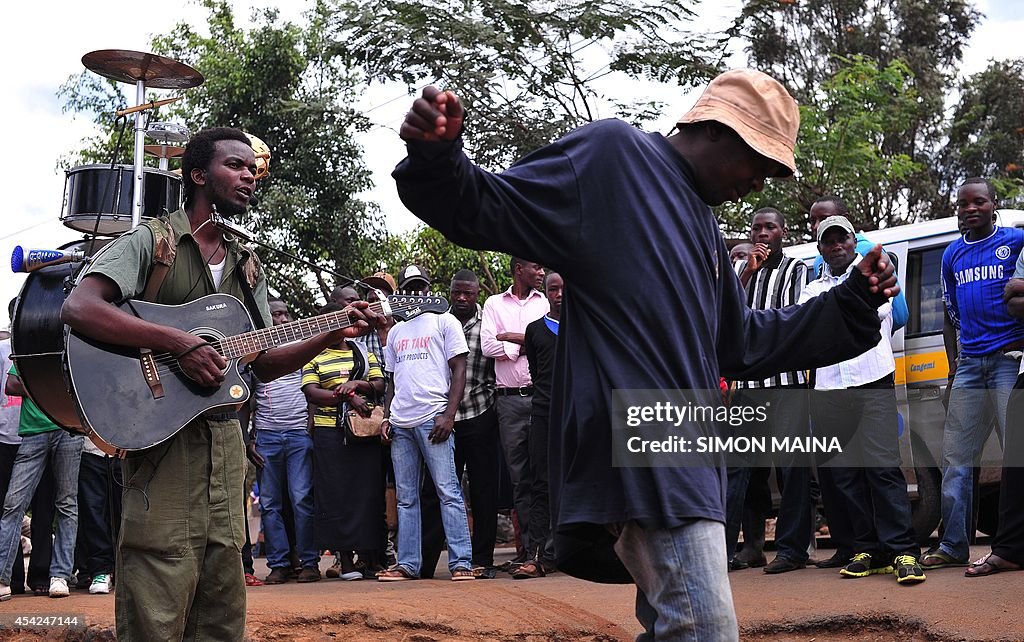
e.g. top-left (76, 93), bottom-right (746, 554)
top-left (144, 144), bottom-right (185, 159)
top-left (82, 49), bottom-right (204, 89)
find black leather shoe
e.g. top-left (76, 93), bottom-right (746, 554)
top-left (764, 556), bottom-right (806, 574)
top-left (263, 567), bottom-right (291, 584)
top-left (728, 558), bottom-right (749, 571)
top-left (814, 551), bottom-right (852, 568)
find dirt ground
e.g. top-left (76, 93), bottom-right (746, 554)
top-left (0, 545), bottom-right (1021, 641)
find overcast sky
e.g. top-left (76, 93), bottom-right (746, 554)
top-left (1, 0), bottom-right (1021, 328)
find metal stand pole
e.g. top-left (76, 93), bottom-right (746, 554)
top-left (131, 79), bottom-right (147, 227)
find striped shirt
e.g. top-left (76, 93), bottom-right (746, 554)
top-left (733, 253), bottom-right (809, 388)
top-left (302, 345), bottom-right (383, 428)
top-left (455, 305), bottom-right (495, 422)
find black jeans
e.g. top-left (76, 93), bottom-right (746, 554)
top-left (809, 374), bottom-right (917, 559)
top-left (420, 407), bottom-right (501, 575)
top-left (725, 386), bottom-right (812, 563)
top-left (527, 413), bottom-right (554, 564)
top-left (992, 374), bottom-right (1024, 563)
top-left (76, 452), bottom-right (122, 578)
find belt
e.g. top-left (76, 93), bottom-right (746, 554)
top-left (1002, 339), bottom-right (1024, 355)
top-left (496, 386), bottom-right (534, 397)
top-left (203, 411), bottom-right (238, 422)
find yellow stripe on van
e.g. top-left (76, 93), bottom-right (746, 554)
top-left (901, 351), bottom-right (950, 384)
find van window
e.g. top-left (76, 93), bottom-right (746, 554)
top-left (907, 247), bottom-right (946, 337)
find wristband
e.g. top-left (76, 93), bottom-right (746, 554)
top-left (175, 342), bottom-right (210, 360)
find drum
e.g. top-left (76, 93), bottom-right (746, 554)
top-left (61, 164), bottom-right (182, 236)
top-left (10, 238), bottom-right (111, 431)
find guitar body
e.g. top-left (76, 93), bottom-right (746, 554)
top-left (65, 294), bottom-right (255, 451)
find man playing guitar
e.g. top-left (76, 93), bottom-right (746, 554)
top-left (61, 127), bottom-right (382, 641)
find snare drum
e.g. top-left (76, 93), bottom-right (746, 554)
top-left (61, 164), bottom-right (182, 236)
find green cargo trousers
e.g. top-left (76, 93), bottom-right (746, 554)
top-left (115, 418), bottom-right (247, 641)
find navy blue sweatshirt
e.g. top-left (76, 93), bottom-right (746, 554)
top-left (394, 119), bottom-right (886, 581)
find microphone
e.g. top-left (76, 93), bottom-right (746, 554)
top-left (248, 194), bottom-right (260, 207)
top-left (11, 246), bottom-right (86, 273)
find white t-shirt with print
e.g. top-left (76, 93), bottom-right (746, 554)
top-left (384, 312), bottom-right (468, 428)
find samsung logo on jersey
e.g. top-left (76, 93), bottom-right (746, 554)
top-left (955, 265), bottom-right (1004, 286)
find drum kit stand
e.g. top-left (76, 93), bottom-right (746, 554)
top-left (9, 49), bottom-right (204, 436)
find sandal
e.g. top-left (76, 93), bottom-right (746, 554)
top-left (965, 553), bottom-right (1023, 577)
top-left (920, 549), bottom-right (968, 569)
top-left (451, 568), bottom-right (476, 581)
top-left (512, 560), bottom-right (545, 580)
top-left (244, 573), bottom-right (264, 587)
top-left (377, 566), bottom-right (416, 582)
top-left (471, 566), bottom-right (498, 579)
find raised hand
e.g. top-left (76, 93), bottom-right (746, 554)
top-left (855, 244), bottom-right (900, 298)
top-left (399, 86), bottom-right (464, 142)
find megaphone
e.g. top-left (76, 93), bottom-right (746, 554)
top-left (11, 246), bottom-right (86, 273)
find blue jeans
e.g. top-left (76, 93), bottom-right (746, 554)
top-left (614, 520), bottom-right (738, 642)
top-left (0, 430), bottom-right (83, 584)
top-left (256, 430), bottom-right (318, 569)
top-left (391, 418), bottom-right (472, 575)
top-left (938, 352), bottom-right (1020, 560)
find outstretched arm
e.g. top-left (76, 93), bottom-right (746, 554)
top-left (720, 245), bottom-right (899, 380)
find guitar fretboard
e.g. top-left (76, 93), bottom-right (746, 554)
top-left (217, 302), bottom-right (386, 359)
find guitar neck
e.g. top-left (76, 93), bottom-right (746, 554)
top-left (217, 302), bottom-right (385, 359)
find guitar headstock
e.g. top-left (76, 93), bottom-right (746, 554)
top-left (386, 294), bottom-right (450, 321)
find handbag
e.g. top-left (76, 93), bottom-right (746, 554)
top-left (345, 403), bottom-right (385, 439)
top-left (337, 340), bottom-right (384, 442)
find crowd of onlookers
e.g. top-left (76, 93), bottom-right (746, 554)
top-left (723, 178), bottom-right (1024, 584)
top-left (236, 259), bottom-right (563, 584)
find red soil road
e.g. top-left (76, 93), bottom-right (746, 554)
top-left (0, 546), bottom-right (1020, 641)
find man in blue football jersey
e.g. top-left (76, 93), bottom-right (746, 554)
top-left (922, 178), bottom-right (1024, 570)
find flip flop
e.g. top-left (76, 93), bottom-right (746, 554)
top-left (965, 553), bottom-right (1023, 577)
top-left (920, 549), bottom-right (968, 569)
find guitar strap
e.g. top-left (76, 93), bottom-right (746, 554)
top-left (235, 265), bottom-right (267, 331)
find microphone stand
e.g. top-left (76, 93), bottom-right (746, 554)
top-left (209, 211), bottom-right (360, 287)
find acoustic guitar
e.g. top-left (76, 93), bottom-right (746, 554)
top-left (65, 292), bottom-right (447, 454)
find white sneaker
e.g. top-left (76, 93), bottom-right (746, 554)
top-left (48, 577), bottom-right (69, 598)
top-left (0, 582), bottom-right (10, 602)
top-left (89, 574), bottom-right (111, 594)
top-left (340, 570), bottom-right (363, 581)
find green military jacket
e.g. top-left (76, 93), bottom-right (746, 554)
top-left (86, 208), bottom-right (272, 328)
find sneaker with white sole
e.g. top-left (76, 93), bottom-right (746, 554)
top-left (0, 582), bottom-right (10, 602)
top-left (89, 574), bottom-right (111, 594)
top-left (48, 577), bottom-right (70, 598)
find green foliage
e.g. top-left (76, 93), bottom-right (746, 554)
top-left (59, 0), bottom-right (384, 318)
top-left (57, 75), bottom-right (150, 169)
top-left (374, 226), bottom-right (511, 297)
top-left (328, 0), bottom-right (724, 171)
top-left (717, 56), bottom-right (923, 239)
top-left (731, 0), bottom-right (980, 223)
top-left (942, 59), bottom-right (1024, 207)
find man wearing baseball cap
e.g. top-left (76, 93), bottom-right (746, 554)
top-left (397, 265), bottom-right (431, 293)
top-left (393, 70), bottom-right (900, 640)
top-left (799, 215), bottom-right (925, 585)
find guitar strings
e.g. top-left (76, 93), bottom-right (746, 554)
top-left (146, 300), bottom-right (434, 376)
